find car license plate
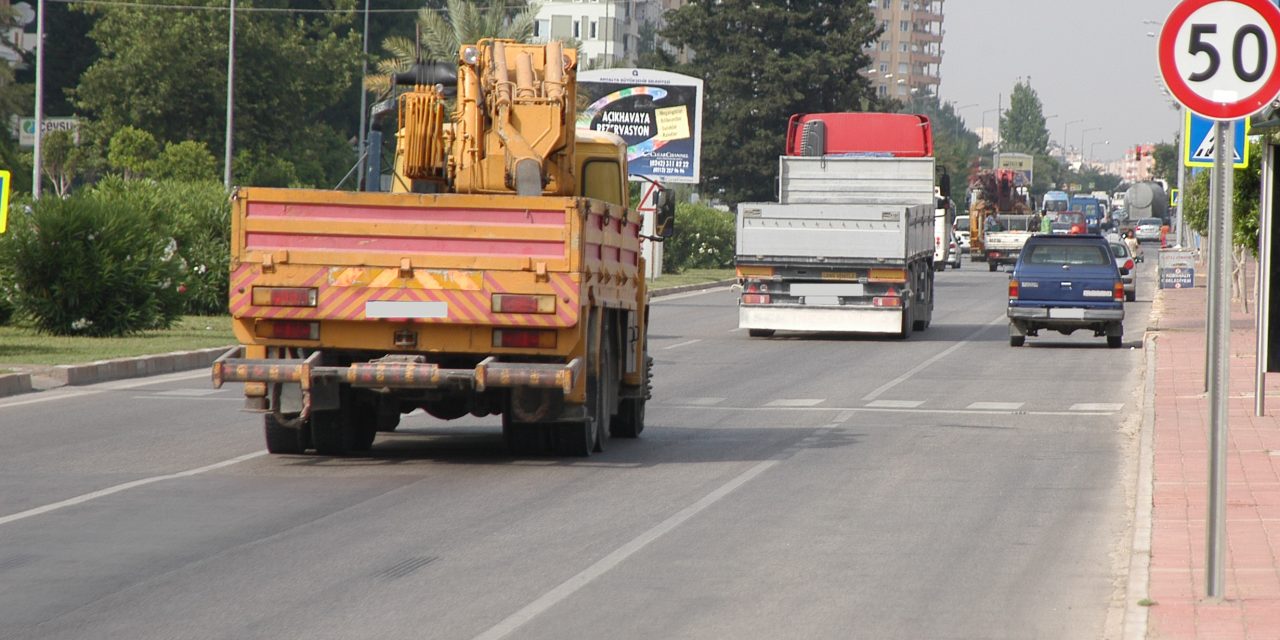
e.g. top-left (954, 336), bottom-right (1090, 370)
top-left (1049, 308), bottom-right (1085, 319)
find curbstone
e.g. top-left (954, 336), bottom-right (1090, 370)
top-left (651, 279), bottom-right (735, 298)
top-left (0, 372), bottom-right (32, 398)
top-left (48, 346), bottom-right (232, 387)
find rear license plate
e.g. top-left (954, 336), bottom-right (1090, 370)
top-left (1049, 308), bottom-right (1085, 319)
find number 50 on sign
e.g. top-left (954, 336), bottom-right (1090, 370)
top-left (1159, 0), bottom-right (1280, 120)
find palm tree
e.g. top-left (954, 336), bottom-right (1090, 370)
top-left (365, 0), bottom-right (540, 100)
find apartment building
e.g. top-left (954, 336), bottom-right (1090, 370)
top-left (863, 0), bottom-right (945, 101)
top-left (529, 0), bottom-right (666, 69)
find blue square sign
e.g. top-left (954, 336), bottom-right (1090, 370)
top-left (1183, 112), bottom-right (1248, 168)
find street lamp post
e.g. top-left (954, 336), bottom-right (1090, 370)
top-left (1090, 140), bottom-right (1110, 167)
top-left (223, 0), bottom-right (236, 190)
top-left (33, 0), bottom-right (45, 199)
top-left (1063, 118), bottom-right (1084, 160)
top-left (953, 103), bottom-right (979, 139)
top-left (980, 108), bottom-right (999, 147)
top-left (1080, 127), bottom-right (1102, 167)
top-left (356, 0), bottom-right (371, 191)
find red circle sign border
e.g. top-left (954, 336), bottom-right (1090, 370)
top-left (1159, 0), bottom-right (1280, 120)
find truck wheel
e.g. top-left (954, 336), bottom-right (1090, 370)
top-left (612, 353), bottom-right (651, 438)
top-left (988, 262), bottom-right (998, 272)
top-left (312, 389), bottom-right (370, 455)
top-left (502, 413), bottom-right (548, 456)
top-left (1107, 335), bottom-right (1123, 348)
top-left (748, 329), bottom-right (774, 338)
top-left (1010, 335), bottom-right (1025, 347)
top-left (593, 327), bottom-right (615, 453)
top-left (264, 412), bottom-right (309, 454)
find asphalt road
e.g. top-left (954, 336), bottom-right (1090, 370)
top-left (0, 257), bottom-right (1155, 639)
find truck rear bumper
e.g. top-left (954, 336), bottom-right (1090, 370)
top-left (212, 347), bottom-right (581, 419)
top-left (739, 305), bottom-right (902, 334)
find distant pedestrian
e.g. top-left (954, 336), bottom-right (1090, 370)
top-left (1040, 212), bottom-right (1052, 233)
top-left (1124, 230), bottom-right (1142, 262)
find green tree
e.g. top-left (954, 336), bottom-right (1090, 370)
top-left (999, 81), bottom-right (1050, 155)
top-left (1151, 141), bottom-right (1179, 187)
top-left (365, 0), bottom-right (539, 99)
top-left (152, 140), bottom-right (220, 182)
top-left (661, 0), bottom-right (880, 206)
top-left (41, 130), bottom-right (101, 197)
top-left (1182, 140), bottom-right (1263, 252)
top-left (107, 126), bottom-right (159, 179)
top-left (72, 0), bottom-right (363, 188)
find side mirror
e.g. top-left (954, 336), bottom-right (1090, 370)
top-left (938, 174), bottom-right (951, 200)
top-left (655, 188), bottom-right (676, 239)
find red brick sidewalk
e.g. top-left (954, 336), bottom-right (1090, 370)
top-left (1146, 264), bottom-right (1280, 638)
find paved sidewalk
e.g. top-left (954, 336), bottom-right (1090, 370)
top-left (1146, 261), bottom-right (1280, 638)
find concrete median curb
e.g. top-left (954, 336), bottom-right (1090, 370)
top-left (651, 279), bottom-right (735, 298)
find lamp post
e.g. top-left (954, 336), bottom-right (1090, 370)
top-left (223, 0), bottom-right (236, 190)
top-left (33, 0), bottom-right (45, 199)
top-left (1063, 118), bottom-right (1084, 160)
top-left (1089, 140), bottom-right (1110, 167)
top-left (953, 103), bottom-right (978, 139)
top-left (980, 108), bottom-right (999, 147)
top-left (1080, 127), bottom-right (1102, 168)
top-left (356, 0), bottom-right (371, 191)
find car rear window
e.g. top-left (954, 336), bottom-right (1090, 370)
top-left (1139, 218), bottom-right (1161, 226)
top-left (1110, 242), bottom-right (1129, 257)
top-left (1027, 243), bottom-right (1111, 266)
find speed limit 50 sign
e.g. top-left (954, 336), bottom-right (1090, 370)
top-left (1159, 0), bottom-right (1280, 120)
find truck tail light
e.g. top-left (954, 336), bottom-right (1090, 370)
top-left (257, 320), bottom-right (320, 340)
top-left (1114, 281), bottom-right (1125, 301)
top-left (252, 287), bottom-right (317, 307)
top-left (1009, 279), bottom-right (1019, 299)
top-left (493, 329), bottom-right (556, 349)
top-left (741, 294), bottom-right (771, 304)
top-left (492, 294), bottom-right (555, 314)
top-left (871, 296), bottom-right (901, 308)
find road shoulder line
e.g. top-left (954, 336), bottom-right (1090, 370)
top-left (1121, 333), bottom-right (1157, 639)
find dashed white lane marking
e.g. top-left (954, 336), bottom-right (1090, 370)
top-left (0, 450), bottom-right (268, 527)
top-left (966, 401), bottom-right (1024, 411)
top-left (152, 389), bottom-right (221, 397)
top-left (662, 339), bottom-right (702, 350)
top-left (681, 397), bottom-right (727, 406)
top-left (865, 400), bottom-right (925, 409)
top-left (860, 314), bottom-right (1006, 402)
top-left (765, 398), bottom-right (825, 407)
top-left (1070, 403), bottom-right (1124, 412)
top-left (471, 458), bottom-right (779, 640)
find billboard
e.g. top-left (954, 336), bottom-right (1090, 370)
top-left (576, 68), bottom-right (704, 184)
top-left (995, 152), bottom-right (1034, 187)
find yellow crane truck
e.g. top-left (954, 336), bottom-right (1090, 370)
top-left (212, 40), bottom-right (673, 457)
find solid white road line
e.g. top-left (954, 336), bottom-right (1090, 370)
top-left (860, 314), bottom-right (1005, 402)
top-left (865, 400), bottom-right (925, 409)
top-left (680, 397), bottom-right (727, 406)
top-left (653, 404), bottom-right (1115, 418)
top-left (0, 370), bottom-right (211, 410)
top-left (1070, 403), bottom-right (1124, 412)
top-left (0, 450), bottom-right (268, 527)
top-left (966, 401), bottom-right (1025, 411)
top-left (471, 458), bottom-right (780, 640)
top-left (662, 339), bottom-right (702, 350)
top-left (765, 398), bottom-right (825, 407)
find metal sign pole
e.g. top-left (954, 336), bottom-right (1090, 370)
top-left (32, 0), bottom-right (45, 199)
top-left (1176, 106), bottom-right (1188, 247)
top-left (1206, 118), bottom-right (1234, 600)
top-left (1258, 141), bottom-right (1273, 417)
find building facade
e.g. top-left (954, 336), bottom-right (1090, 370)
top-left (529, 0), bottom-right (666, 69)
top-left (863, 0), bottom-right (945, 101)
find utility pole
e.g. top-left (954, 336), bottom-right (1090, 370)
top-left (223, 0), bottom-right (237, 190)
top-left (33, 0), bottom-right (45, 199)
top-left (356, 0), bottom-right (371, 190)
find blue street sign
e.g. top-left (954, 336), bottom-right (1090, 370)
top-left (1184, 112), bottom-right (1248, 168)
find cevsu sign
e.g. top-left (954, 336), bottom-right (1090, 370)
top-left (17, 117), bottom-right (80, 148)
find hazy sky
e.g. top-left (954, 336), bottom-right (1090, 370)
top-left (940, 0), bottom-right (1177, 162)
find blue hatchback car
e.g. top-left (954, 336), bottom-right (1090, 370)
top-left (1007, 235), bottom-right (1125, 348)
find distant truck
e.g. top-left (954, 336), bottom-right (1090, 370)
top-left (968, 169), bottom-right (1031, 261)
top-left (1126, 181), bottom-right (1169, 225)
top-left (982, 214), bottom-right (1038, 272)
top-left (735, 113), bottom-right (942, 338)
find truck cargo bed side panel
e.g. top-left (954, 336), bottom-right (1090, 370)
top-left (778, 156), bottom-right (935, 206)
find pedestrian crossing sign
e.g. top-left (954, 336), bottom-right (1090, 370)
top-left (1183, 111), bottom-right (1248, 168)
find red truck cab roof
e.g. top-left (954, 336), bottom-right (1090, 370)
top-left (786, 113), bottom-right (933, 157)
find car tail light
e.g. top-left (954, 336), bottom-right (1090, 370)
top-left (872, 296), bottom-right (901, 308)
top-left (256, 320), bottom-right (320, 340)
top-left (741, 294), bottom-right (771, 304)
top-left (491, 294), bottom-right (555, 314)
top-left (1114, 281), bottom-right (1125, 301)
top-left (1009, 279), bottom-right (1019, 299)
top-left (493, 329), bottom-right (557, 349)
top-left (252, 287), bottom-right (317, 307)
top-left (1123, 259), bottom-right (1134, 271)
top-left (1071, 223), bottom-right (1085, 234)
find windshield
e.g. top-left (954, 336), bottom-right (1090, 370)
top-left (1071, 202), bottom-right (1102, 218)
top-left (955, 216), bottom-right (969, 230)
top-left (1028, 243), bottom-right (1111, 266)
top-left (1044, 200), bottom-right (1069, 213)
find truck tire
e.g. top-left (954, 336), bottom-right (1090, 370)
top-left (748, 329), bottom-right (774, 338)
top-left (1010, 335), bottom-right (1025, 347)
top-left (988, 261), bottom-right (998, 272)
top-left (1107, 335), bottom-right (1123, 348)
top-left (311, 389), bottom-right (373, 455)
top-left (612, 353), bottom-right (651, 438)
top-left (502, 413), bottom-right (549, 456)
top-left (264, 412), bottom-right (309, 454)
